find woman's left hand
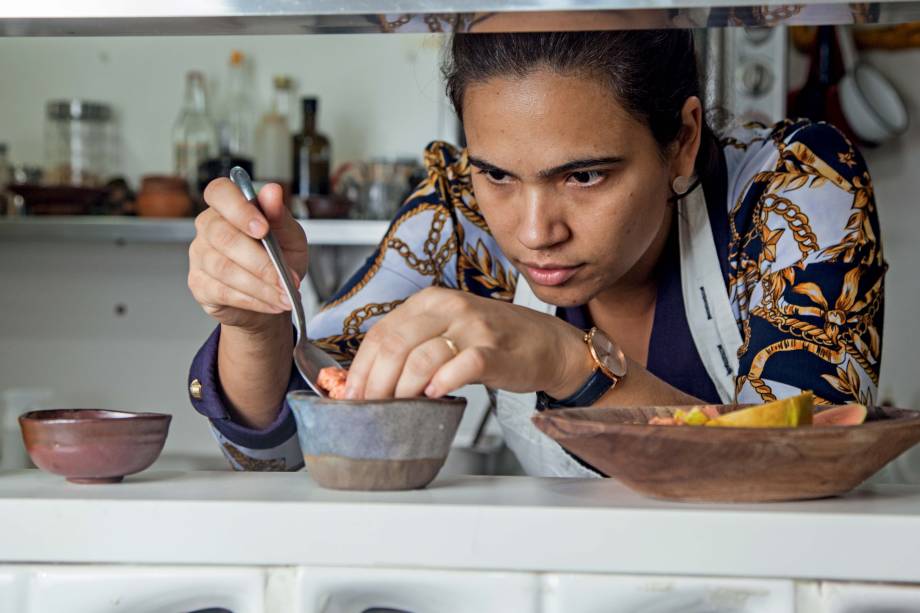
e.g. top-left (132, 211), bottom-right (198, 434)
top-left (343, 287), bottom-right (592, 400)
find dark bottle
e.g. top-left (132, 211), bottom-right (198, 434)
top-left (291, 97), bottom-right (331, 197)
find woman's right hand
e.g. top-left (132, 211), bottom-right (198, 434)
top-left (188, 178), bottom-right (308, 334)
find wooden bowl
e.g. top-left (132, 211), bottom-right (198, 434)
top-left (287, 392), bottom-right (466, 491)
top-left (19, 409), bottom-right (171, 484)
top-left (532, 405), bottom-right (920, 503)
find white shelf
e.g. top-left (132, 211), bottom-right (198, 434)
top-left (0, 216), bottom-right (388, 246)
top-left (3, 469), bottom-right (920, 582)
top-left (0, 0), bottom-right (918, 33)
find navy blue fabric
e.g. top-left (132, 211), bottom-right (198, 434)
top-left (188, 324), bottom-right (303, 449)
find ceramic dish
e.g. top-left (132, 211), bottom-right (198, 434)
top-left (19, 409), bottom-right (171, 484)
top-left (287, 391), bottom-right (466, 491)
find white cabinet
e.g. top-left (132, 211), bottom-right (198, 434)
top-left (0, 567), bottom-right (28, 612)
top-left (294, 566), bottom-right (541, 613)
top-left (541, 574), bottom-right (796, 613)
top-left (5, 565), bottom-right (920, 612)
top-left (0, 565), bottom-right (265, 613)
top-left (811, 581), bottom-right (920, 612)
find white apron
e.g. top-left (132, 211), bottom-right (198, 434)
top-left (494, 187), bottom-right (744, 477)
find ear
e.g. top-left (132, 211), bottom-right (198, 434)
top-left (670, 96), bottom-right (703, 181)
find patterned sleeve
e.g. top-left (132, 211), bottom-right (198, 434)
top-left (307, 140), bottom-right (516, 363)
top-left (728, 120), bottom-right (887, 406)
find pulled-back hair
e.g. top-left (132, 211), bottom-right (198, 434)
top-left (442, 30), bottom-right (719, 184)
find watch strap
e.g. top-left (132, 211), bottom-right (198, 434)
top-left (537, 366), bottom-right (616, 410)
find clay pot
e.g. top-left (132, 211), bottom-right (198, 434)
top-left (136, 175), bottom-right (192, 218)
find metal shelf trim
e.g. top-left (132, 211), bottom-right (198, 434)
top-left (0, 216), bottom-right (389, 246)
top-left (2, 1), bottom-right (919, 34)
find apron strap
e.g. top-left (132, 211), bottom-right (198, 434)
top-left (677, 187), bottom-right (743, 404)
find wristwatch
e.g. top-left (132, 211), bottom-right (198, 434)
top-left (537, 327), bottom-right (628, 410)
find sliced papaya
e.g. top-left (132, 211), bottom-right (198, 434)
top-left (706, 391), bottom-right (815, 428)
top-left (813, 404), bottom-right (868, 426)
top-left (674, 407), bottom-right (710, 426)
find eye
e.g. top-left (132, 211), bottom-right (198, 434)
top-left (566, 170), bottom-right (606, 187)
top-left (479, 169), bottom-right (512, 184)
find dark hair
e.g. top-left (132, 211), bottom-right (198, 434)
top-left (442, 30), bottom-right (720, 184)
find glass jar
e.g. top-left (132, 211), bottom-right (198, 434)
top-left (44, 100), bottom-right (113, 187)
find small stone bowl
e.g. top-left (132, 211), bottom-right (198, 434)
top-left (19, 409), bottom-right (171, 484)
top-left (287, 391), bottom-right (466, 491)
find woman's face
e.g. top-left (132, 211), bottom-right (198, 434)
top-left (463, 69), bottom-right (695, 308)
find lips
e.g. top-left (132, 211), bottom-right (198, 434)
top-left (520, 262), bottom-right (583, 287)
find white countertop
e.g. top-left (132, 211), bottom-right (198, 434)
top-left (2, 469), bottom-right (920, 582)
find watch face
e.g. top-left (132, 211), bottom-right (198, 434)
top-left (591, 329), bottom-right (627, 378)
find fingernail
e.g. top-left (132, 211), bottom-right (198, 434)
top-left (249, 219), bottom-right (267, 237)
top-left (344, 386), bottom-right (358, 400)
top-left (425, 384), bottom-right (437, 398)
top-left (279, 294), bottom-right (292, 309)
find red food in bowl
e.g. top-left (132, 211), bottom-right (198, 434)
top-left (318, 367), bottom-right (348, 399)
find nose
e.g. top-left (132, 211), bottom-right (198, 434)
top-left (515, 186), bottom-right (570, 251)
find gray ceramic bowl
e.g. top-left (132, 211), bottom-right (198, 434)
top-left (287, 391), bottom-right (466, 491)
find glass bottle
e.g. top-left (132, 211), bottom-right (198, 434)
top-left (254, 75), bottom-right (294, 184)
top-left (291, 97), bottom-right (331, 198)
top-left (217, 50), bottom-right (255, 159)
top-left (173, 71), bottom-right (217, 193)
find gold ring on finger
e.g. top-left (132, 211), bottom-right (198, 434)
top-left (441, 335), bottom-right (459, 357)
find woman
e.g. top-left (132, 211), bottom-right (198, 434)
top-left (187, 30), bottom-right (886, 474)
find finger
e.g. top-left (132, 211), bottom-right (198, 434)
top-left (198, 247), bottom-right (291, 311)
top-left (345, 306), bottom-right (443, 399)
top-left (343, 330), bottom-right (380, 400)
top-left (424, 347), bottom-right (491, 398)
top-left (361, 315), bottom-right (448, 400)
top-left (257, 183), bottom-right (307, 253)
top-left (394, 336), bottom-right (458, 398)
top-left (202, 215), bottom-right (295, 290)
top-left (203, 177), bottom-right (268, 239)
top-left (188, 269), bottom-right (286, 315)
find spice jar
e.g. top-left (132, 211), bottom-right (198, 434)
top-left (136, 175), bottom-right (192, 218)
top-left (44, 100), bottom-right (114, 187)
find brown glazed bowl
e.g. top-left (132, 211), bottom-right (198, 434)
top-left (533, 405), bottom-right (920, 503)
top-left (19, 409), bottom-right (171, 484)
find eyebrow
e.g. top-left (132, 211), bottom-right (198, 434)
top-left (468, 155), bottom-right (624, 179)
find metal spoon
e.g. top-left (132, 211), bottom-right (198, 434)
top-left (229, 166), bottom-right (344, 397)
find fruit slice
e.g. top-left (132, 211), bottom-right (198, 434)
top-left (674, 407), bottom-right (711, 426)
top-left (706, 392), bottom-right (815, 428)
top-left (813, 404), bottom-right (868, 426)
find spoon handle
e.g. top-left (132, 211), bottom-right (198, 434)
top-left (229, 167), bottom-right (307, 339)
